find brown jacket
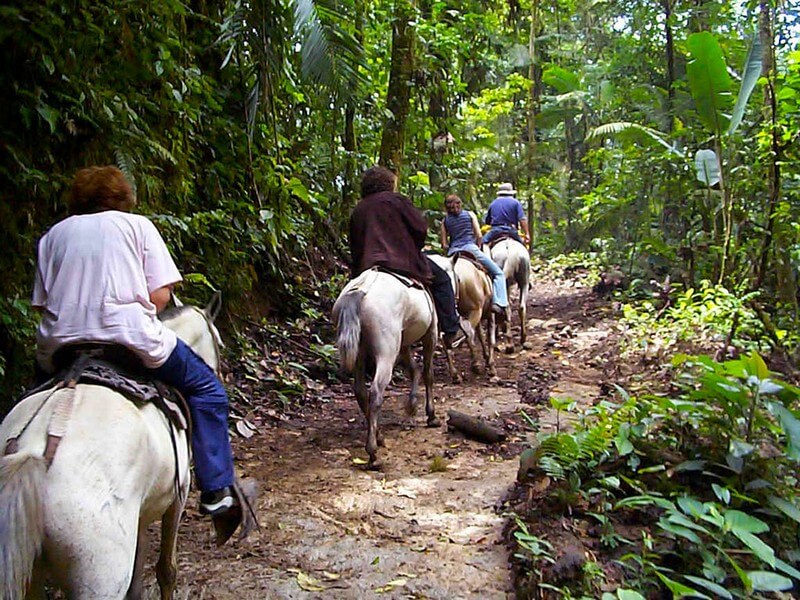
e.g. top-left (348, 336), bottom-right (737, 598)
top-left (349, 191), bottom-right (433, 284)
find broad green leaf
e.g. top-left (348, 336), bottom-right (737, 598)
top-left (774, 557), bottom-right (800, 580)
top-left (732, 530), bottom-right (775, 567)
top-left (766, 401), bottom-right (800, 460)
top-left (683, 575), bottom-right (733, 599)
top-left (686, 32), bottom-right (732, 134)
top-left (658, 518), bottom-right (702, 543)
top-left (655, 571), bottom-right (709, 598)
top-left (542, 65), bottom-right (580, 93)
top-left (768, 496), bottom-right (800, 524)
top-left (616, 591), bottom-right (646, 600)
top-left (666, 511), bottom-right (711, 534)
top-left (724, 510), bottom-right (769, 534)
top-left (746, 351), bottom-right (770, 380)
top-left (712, 484), bottom-right (730, 505)
top-left (747, 571), bottom-right (793, 592)
top-left (36, 104), bottom-right (59, 134)
top-left (677, 496), bottom-right (707, 517)
top-left (728, 34), bottom-right (763, 135)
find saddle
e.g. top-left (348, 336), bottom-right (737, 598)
top-left (486, 232), bottom-right (517, 249)
top-left (25, 343), bottom-right (190, 433)
top-left (451, 251), bottom-right (492, 278)
top-left (374, 266), bottom-right (427, 290)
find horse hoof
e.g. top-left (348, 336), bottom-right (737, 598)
top-left (377, 435), bottom-right (385, 447)
top-left (427, 417), bottom-right (440, 428)
top-left (369, 457), bottom-right (384, 470)
top-left (471, 364), bottom-right (482, 374)
top-left (522, 341), bottom-right (533, 350)
top-left (505, 345), bottom-right (515, 354)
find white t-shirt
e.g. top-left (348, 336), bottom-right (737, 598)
top-left (32, 210), bottom-right (182, 371)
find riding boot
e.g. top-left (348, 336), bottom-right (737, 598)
top-left (428, 259), bottom-right (460, 334)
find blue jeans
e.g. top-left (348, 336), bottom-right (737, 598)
top-left (448, 243), bottom-right (508, 308)
top-left (152, 339), bottom-right (234, 493)
top-left (482, 225), bottom-right (523, 246)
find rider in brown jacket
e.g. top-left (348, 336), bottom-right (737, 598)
top-left (349, 166), bottom-right (466, 348)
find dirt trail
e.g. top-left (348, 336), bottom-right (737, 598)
top-left (147, 274), bottom-right (612, 599)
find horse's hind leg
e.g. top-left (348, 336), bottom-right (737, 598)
top-left (126, 528), bottom-right (148, 599)
top-left (422, 329), bottom-right (439, 427)
top-left (519, 276), bottom-right (530, 348)
top-left (399, 346), bottom-right (420, 417)
top-left (66, 526), bottom-right (138, 599)
top-left (353, 359), bottom-right (382, 446)
top-left (367, 358), bottom-right (393, 469)
top-left (156, 498), bottom-right (184, 600)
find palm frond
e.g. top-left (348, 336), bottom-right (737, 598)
top-left (588, 121), bottom-right (682, 157)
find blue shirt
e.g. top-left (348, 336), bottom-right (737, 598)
top-left (444, 210), bottom-right (475, 251)
top-left (485, 196), bottom-right (525, 227)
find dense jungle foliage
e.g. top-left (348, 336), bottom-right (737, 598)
top-left (2, 0), bottom-right (800, 596)
top-left (3, 1), bottom-right (800, 402)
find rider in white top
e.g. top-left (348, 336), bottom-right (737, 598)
top-left (32, 165), bottom-right (238, 522)
top-left (33, 210), bottom-right (181, 372)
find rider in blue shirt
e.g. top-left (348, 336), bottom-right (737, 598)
top-left (482, 183), bottom-right (530, 246)
top-left (440, 194), bottom-right (508, 314)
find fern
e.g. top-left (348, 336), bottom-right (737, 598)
top-left (534, 398), bottom-right (640, 480)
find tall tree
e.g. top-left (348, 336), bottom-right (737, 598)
top-left (379, 0), bottom-right (417, 175)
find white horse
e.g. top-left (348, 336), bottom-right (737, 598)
top-left (488, 238), bottom-right (531, 352)
top-left (429, 254), bottom-right (497, 381)
top-left (0, 294), bottom-right (224, 600)
top-left (332, 268), bottom-right (439, 469)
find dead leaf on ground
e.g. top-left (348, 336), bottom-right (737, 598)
top-left (374, 578), bottom-right (408, 593)
top-left (294, 570), bottom-right (325, 592)
top-left (235, 419), bottom-right (258, 439)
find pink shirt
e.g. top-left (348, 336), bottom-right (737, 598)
top-left (33, 211), bottom-right (182, 371)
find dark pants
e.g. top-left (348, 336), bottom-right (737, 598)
top-left (152, 339), bottom-right (234, 493)
top-left (428, 258), bottom-right (460, 335)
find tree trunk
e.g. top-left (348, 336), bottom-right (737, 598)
top-left (341, 0), bottom-right (363, 210)
top-left (526, 0), bottom-right (541, 248)
top-left (755, 1), bottom-right (780, 291)
top-left (379, 0), bottom-right (416, 177)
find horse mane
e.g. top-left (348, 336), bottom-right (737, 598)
top-left (158, 305), bottom-right (196, 321)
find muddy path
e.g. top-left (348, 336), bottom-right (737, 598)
top-left (146, 272), bottom-right (615, 599)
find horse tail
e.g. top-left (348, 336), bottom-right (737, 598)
top-left (336, 290), bottom-right (365, 372)
top-left (0, 453), bottom-right (47, 600)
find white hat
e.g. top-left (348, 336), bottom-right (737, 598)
top-left (497, 182), bottom-right (516, 196)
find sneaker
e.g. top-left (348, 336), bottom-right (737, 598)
top-left (200, 486), bottom-right (238, 516)
top-left (443, 329), bottom-right (466, 349)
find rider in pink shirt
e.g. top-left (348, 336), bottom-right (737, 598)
top-left (33, 166), bottom-right (238, 521)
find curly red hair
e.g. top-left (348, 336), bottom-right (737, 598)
top-left (69, 166), bottom-right (136, 215)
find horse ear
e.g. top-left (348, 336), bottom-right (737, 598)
top-left (172, 293), bottom-right (184, 307)
top-left (205, 290), bottom-right (223, 323)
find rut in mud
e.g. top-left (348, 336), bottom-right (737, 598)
top-left (143, 271), bottom-right (617, 599)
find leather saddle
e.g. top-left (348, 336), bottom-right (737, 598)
top-left (25, 343), bottom-right (189, 432)
top-left (451, 251), bottom-right (491, 277)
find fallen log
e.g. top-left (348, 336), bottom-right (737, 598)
top-left (447, 410), bottom-right (507, 444)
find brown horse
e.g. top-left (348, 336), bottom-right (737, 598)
top-left (429, 254), bottom-right (497, 381)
